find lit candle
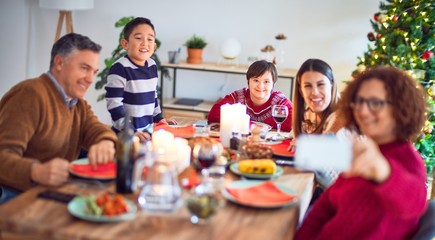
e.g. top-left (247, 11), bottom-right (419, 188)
top-left (220, 104), bottom-right (234, 148)
top-left (174, 138), bottom-right (191, 173)
top-left (152, 129), bottom-right (175, 153)
top-left (233, 102), bottom-right (247, 116)
top-left (239, 114), bottom-right (250, 135)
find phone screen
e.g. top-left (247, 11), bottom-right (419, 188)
top-left (295, 134), bottom-right (352, 172)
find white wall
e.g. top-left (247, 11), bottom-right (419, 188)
top-left (0, 0), bottom-right (379, 124)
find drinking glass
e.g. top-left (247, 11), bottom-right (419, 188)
top-left (208, 165), bottom-right (226, 190)
top-left (138, 150), bottom-right (182, 213)
top-left (192, 142), bottom-right (221, 183)
top-left (271, 105), bottom-right (289, 141)
top-left (185, 183), bottom-right (220, 224)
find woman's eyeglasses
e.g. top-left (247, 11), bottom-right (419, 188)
top-left (350, 97), bottom-right (391, 112)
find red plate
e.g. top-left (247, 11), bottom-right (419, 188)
top-left (69, 158), bottom-right (116, 180)
top-left (269, 139), bottom-right (294, 157)
top-left (154, 122), bottom-right (195, 139)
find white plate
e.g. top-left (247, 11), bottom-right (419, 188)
top-left (250, 121), bottom-right (272, 131)
top-left (263, 131), bottom-right (293, 142)
top-left (69, 158), bottom-right (116, 180)
top-left (229, 162), bottom-right (283, 179)
top-left (221, 180), bottom-right (297, 208)
top-left (67, 197), bottom-right (137, 222)
top-left (208, 122), bottom-right (272, 138)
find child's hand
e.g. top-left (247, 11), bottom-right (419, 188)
top-left (158, 119), bottom-right (170, 125)
top-left (167, 119), bottom-right (178, 125)
top-left (159, 118), bottom-right (178, 125)
top-left (135, 131), bottom-right (151, 142)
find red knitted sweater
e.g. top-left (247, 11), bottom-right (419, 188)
top-left (295, 141), bottom-right (427, 239)
top-left (207, 88), bottom-right (293, 132)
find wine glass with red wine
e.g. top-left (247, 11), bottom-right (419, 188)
top-left (192, 142), bottom-right (221, 183)
top-left (271, 105), bottom-right (289, 141)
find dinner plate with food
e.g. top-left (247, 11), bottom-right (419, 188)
top-left (67, 192), bottom-right (137, 222)
top-left (229, 159), bottom-right (283, 179)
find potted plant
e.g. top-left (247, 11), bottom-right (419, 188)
top-left (184, 34), bottom-right (207, 64)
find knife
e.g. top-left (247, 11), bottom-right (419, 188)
top-left (275, 159), bottom-right (295, 166)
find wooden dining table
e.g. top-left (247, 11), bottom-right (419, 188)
top-left (0, 164), bottom-right (314, 240)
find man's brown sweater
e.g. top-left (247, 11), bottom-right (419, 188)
top-left (0, 74), bottom-right (117, 191)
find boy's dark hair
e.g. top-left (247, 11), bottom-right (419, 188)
top-left (123, 17), bottom-right (155, 40)
top-left (50, 33), bottom-right (102, 68)
top-left (246, 60), bottom-right (278, 84)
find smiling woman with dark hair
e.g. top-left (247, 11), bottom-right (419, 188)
top-left (292, 58), bottom-right (342, 138)
top-left (295, 66), bottom-right (428, 239)
top-left (290, 59), bottom-right (346, 189)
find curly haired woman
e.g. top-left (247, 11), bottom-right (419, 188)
top-left (295, 66), bottom-right (428, 239)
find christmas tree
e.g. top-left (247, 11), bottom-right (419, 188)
top-left (353, 0), bottom-right (435, 172)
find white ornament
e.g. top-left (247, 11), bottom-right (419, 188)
top-left (220, 38), bottom-right (241, 60)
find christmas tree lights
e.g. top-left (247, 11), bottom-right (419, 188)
top-left (353, 0), bottom-right (435, 172)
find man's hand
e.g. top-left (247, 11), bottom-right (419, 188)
top-left (87, 140), bottom-right (116, 167)
top-left (31, 158), bottom-right (70, 187)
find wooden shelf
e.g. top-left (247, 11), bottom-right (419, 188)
top-left (161, 61), bottom-right (297, 79)
top-left (162, 98), bottom-right (215, 120)
top-left (159, 61), bottom-right (297, 119)
top-left (163, 98), bottom-right (214, 112)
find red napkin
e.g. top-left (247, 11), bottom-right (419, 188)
top-left (269, 139), bottom-right (294, 157)
top-left (181, 170), bottom-right (200, 189)
top-left (225, 181), bottom-right (295, 207)
top-left (154, 122), bottom-right (195, 138)
top-left (70, 161), bottom-right (116, 178)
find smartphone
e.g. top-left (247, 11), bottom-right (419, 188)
top-left (37, 190), bottom-right (77, 203)
top-left (193, 120), bottom-right (208, 128)
top-left (295, 134), bottom-right (352, 172)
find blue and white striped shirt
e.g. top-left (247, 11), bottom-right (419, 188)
top-left (105, 56), bottom-right (163, 133)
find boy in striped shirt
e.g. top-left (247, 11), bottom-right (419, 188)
top-left (105, 17), bottom-right (168, 142)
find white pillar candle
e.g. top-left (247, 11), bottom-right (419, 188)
top-left (234, 102), bottom-right (248, 134)
top-left (239, 113), bottom-right (250, 135)
top-left (174, 138), bottom-right (191, 173)
top-left (233, 102), bottom-right (247, 116)
top-left (220, 104), bottom-right (234, 148)
top-left (152, 129), bottom-right (175, 153)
